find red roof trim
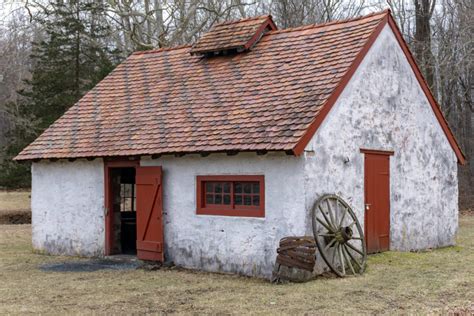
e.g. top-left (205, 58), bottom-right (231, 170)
top-left (292, 11), bottom-right (466, 165)
top-left (244, 16), bottom-right (277, 50)
top-left (386, 15), bottom-right (465, 164)
top-left (190, 15), bottom-right (276, 55)
top-left (292, 13), bottom-right (389, 156)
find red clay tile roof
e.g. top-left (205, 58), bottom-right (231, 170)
top-left (13, 11), bottom-right (391, 160)
top-left (15, 10), bottom-right (464, 163)
top-left (190, 15), bottom-right (277, 55)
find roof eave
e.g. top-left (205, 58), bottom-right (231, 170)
top-left (14, 148), bottom-right (296, 162)
top-left (385, 15), bottom-right (466, 165)
top-left (291, 11), bottom-right (466, 165)
top-left (291, 13), bottom-right (389, 156)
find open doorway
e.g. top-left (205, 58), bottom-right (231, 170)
top-left (105, 161), bottom-right (164, 261)
top-left (110, 168), bottom-right (137, 254)
top-left (105, 161), bottom-right (139, 256)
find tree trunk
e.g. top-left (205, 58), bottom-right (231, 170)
top-left (74, 2), bottom-right (81, 98)
top-left (414, 0), bottom-right (436, 92)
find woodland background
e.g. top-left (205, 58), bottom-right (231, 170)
top-left (0, 0), bottom-right (472, 208)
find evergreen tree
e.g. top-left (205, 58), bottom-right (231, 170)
top-left (0, 1), bottom-right (122, 188)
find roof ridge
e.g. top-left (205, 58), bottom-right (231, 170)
top-left (214, 15), bottom-right (271, 27)
top-left (132, 11), bottom-right (389, 57)
top-left (266, 9), bottom-right (389, 35)
top-left (132, 44), bottom-right (191, 56)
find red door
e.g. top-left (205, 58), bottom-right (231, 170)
top-left (136, 166), bottom-right (164, 261)
top-left (363, 150), bottom-right (392, 254)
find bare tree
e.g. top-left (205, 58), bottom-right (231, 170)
top-left (103, 0), bottom-right (251, 52)
top-left (414, 0), bottom-right (436, 89)
top-left (0, 7), bottom-right (36, 154)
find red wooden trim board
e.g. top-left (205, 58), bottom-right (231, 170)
top-left (104, 159), bottom-right (140, 256)
top-left (292, 11), bottom-right (465, 165)
top-left (196, 175), bottom-right (265, 217)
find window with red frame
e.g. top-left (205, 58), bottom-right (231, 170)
top-left (196, 175), bottom-right (265, 217)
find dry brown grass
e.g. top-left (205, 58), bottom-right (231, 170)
top-left (0, 190), bottom-right (31, 213)
top-left (0, 216), bottom-right (473, 314)
top-left (0, 190), bottom-right (31, 224)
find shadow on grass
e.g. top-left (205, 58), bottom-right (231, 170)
top-left (39, 259), bottom-right (141, 272)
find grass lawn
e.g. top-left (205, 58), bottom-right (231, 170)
top-left (0, 216), bottom-right (473, 314)
top-left (0, 190), bottom-right (31, 213)
top-left (0, 190), bottom-right (31, 224)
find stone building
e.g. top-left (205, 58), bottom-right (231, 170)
top-left (16, 11), bottom-right (465, 278)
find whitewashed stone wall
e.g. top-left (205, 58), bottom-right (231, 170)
top-left (303, 25), bottom-right (458, 251)
top-left (31, 160), bottom-right (105, 256)
top-left (29, 25), bottom-right (459, 279)
top-left (141, 153), bottom-right (305, 278)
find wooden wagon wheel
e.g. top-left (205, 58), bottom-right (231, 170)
top-left (311, 194), bottom-right (367, 277)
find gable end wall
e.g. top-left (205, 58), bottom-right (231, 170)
top-left (303, 25), bottom-right (458, 251)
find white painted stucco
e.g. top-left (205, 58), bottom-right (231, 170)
top-left (31, 160), bottom-right (105, 256)
top-left (30, 24), bottom-right (459, 279)
top-left (141, 153), bottom-right (305, 278)
top-left (303, 25), bottom-right (458, 251)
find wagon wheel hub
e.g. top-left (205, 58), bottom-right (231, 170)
top-left (311, 194), bottom-right (367, 277)
top-left (335, 226), bottom-right (353, 243)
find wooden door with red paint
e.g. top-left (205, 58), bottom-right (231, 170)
top-left (136, 166), bottom-right (164, 261)
top-left (363, 150), bottom-right (392, 254)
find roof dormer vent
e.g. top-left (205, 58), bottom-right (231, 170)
top-left (190, 15), bottom-right (277, 56)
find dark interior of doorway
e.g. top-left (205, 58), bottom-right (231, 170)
top-left (111, 167), bottom-right (137, 255)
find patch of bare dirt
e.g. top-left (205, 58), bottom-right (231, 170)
top-left (0, 209), bottom-right (31, 224)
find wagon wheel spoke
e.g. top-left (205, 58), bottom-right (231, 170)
top-left (347, 220), bottom-right (356, 228)
top-left (345, 241), bottom-right (364, 256)
top-left (331, 242), bottom-right (339, 265)
top-left (339, 206), bottom-right (348, 227)
top-left (343, 244), bottom-right (363, 270)
top-left (342, 245), bottom-right (356, 275)
top-left (316, 217), bottom-right (333, 233)
top-left (324, 238), bottom-right (337, 251)
top-left (318, 233), bottom-right (335, 238)
top-left (326, 199), bottom-right (337, 229)
top-left (312, 194), bottom-right (367, 278)
top-left (338, 245), bottom-right (346, 276)
top-left (318, 205), bottom-right (335, 231)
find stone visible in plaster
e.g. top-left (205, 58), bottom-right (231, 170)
top-left (31, 159), bottom-right (105, 256)
top-left (141, 152), bottom-right (305, 278)
top-left (29, 25), bottom-right (459, 279)
top-left (303, 25), bottom-right (458, 252)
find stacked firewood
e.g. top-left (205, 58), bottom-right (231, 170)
top-left (272, 236), bottom-right (317, 283)
top-left (275, 236), bottom-right (317, 271)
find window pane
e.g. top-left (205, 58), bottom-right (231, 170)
top-left (252, 183), bottom-right (260, 193)
top-left (252, 195), bottom-right (260, 206)
top-left (223, 194), bottom-right (231, 205)
top-left (201, 178), bottom-right (262, 213)
top-left (243, 183), bottom-right (251, 194)
top-left (223, 182), bottom-right (231, 193)
top-left (235, 182), bottom-right (242, 193)
top-left (121, 183), bottom-right (136, 212)
top-left (235, 195), bottom-right (242, 205)
top-left (244, 195), bottom-right (251, 205)
top-left (206, 194), bottom-right (213, 204)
